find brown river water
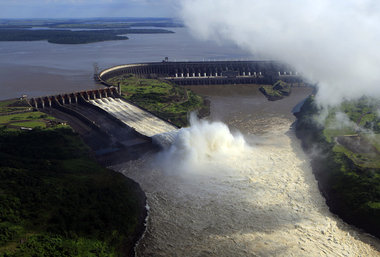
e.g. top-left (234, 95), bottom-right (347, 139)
top-left (113, 85), bottom-right (380, 257)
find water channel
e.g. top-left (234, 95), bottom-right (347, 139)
top-left (114, 85), bottom-right (380, 256)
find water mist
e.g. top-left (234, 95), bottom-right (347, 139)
top-left (153, 114), bottom-right (251, 176)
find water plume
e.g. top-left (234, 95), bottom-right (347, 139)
top-left (179, 0), bottom-right (380, 107)
top-left (154, 114), bottom-right (250, 176)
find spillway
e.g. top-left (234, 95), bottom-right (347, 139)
top-left (89, 97), bottom-right (178, 147)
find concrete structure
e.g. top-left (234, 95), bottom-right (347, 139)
top-left (98, 60), bottom-right (302, 86)
top-left (29, 87), bottom-right (118, 109)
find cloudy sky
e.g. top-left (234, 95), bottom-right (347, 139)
top-left (0, 0), bottom-right (176, 18)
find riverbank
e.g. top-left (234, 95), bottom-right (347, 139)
top-left (295, 96), bottom-right (380, 238)
top-left (0, 99), bottom-right (147, 256)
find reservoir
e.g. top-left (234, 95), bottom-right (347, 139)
top-left (0, 27), bottom-right (250, 100)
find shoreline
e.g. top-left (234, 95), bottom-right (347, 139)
top-left (294, 99), bottom-right (380, 240)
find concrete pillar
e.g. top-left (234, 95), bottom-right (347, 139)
top-left (248, 72), bottom-right (251, 76)
top-left (242, 72), bottom-right (245, 76)
top-left (253, 72), bottom-right (256, 76)
top-left (68, 95), bottom-right (71, 104)
top-left (105, 91), bottom-right (108, 98)
top-left (192, 73), bottom-right (195, 77)
top-left (175, 73), bottom-right (178, 77)
top-left (33, 99), bottom-right (38, 109)
top-left (75, 95), bottom-right (78, 103)
top-left (198, 73), bottom-right (201, 77)
top-left (48, 98), bottom-right (52, 107)
top-left (117, 84), bottom-right (121, 95)
top-left (61, 95), bottom-right (65, 105)
top-left (181, 73), bottom-right (184, 77)
top-left (278, 71), bottom-right (281, 76)
top-left (187, 73), bottom-right (190, 77)
top-left (41, 99), bottom-right (45, 108)
top-left (259, 72), bottom-right (262, 76)
top-left (204, 72), bottom-right (207, 77)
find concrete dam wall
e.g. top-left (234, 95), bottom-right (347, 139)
top-left (90, 97), bottom-right (178, 147)
top-left (98, 60), bottom-right (302, 85)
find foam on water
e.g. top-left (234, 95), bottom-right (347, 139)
top-left (116, 116), bottom-right (380, 256)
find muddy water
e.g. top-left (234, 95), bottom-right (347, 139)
top-left (114, 85), bottom-right (380, 256)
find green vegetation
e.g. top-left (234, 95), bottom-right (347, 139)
top-left (295, 96), bottom-right (380, 237)
top-left (0, 99), bottom-right (145, 256)
top-left (0, 99), bottom-right (32, 114)
top-left (0, 28), bottom-right (173, 44)
top-left (50, 22), bottom-right (182, 29)
top-left (259, 80), bottom-right (291, 101)
top-left (0, 100), bottom-right (59, 130)
top-left (107, 74), bottom-right (209, 127)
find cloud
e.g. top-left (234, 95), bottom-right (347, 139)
top-left (180, 0), bottom-right (380, 107)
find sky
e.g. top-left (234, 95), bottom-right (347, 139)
top-left (0, 0), bottom-right (176, 18)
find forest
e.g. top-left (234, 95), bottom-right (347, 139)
top-left (0, 28), bottom-right (173, 44)
top-left (0, 99), bottom-right (145, 256)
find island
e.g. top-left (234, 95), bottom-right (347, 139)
top-left (0, 18), bottom-right (177, 44)
top-left (259, 80), bottom-right (291, 101)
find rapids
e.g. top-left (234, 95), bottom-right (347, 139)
top-left (113, 85), bottom-right (380, 256)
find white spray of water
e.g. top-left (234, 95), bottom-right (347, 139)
top-left (179, 0), bottom-right (380, 107)
top-left (154, 114), bottom-right (250, 176)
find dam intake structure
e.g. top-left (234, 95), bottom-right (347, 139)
top-left (97, 60), bottom-right (303, 86)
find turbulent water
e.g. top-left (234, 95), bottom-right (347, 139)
top-left (113, 86), bottom-right (380, 256)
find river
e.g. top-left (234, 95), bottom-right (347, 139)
top-left (114, 85), bottom-right (380, 256)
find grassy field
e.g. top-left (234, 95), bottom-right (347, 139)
top-left (0, 99), bottom-right (145, 256)
top-left (107, 74), bottom-right (208, 127)
top-left (295, 96), bottom-right (380, 237)
top-left (0, 99), bottom-right (32, 114)
top-left (0, 100), bottom-right (59, 130)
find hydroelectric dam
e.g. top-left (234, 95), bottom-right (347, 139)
top-left (25, 60), bottom-right (380, 256)
top-left (97, 60), bottom-right (302, 86)
top-left (28, 60), bottom-right (304, 163)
